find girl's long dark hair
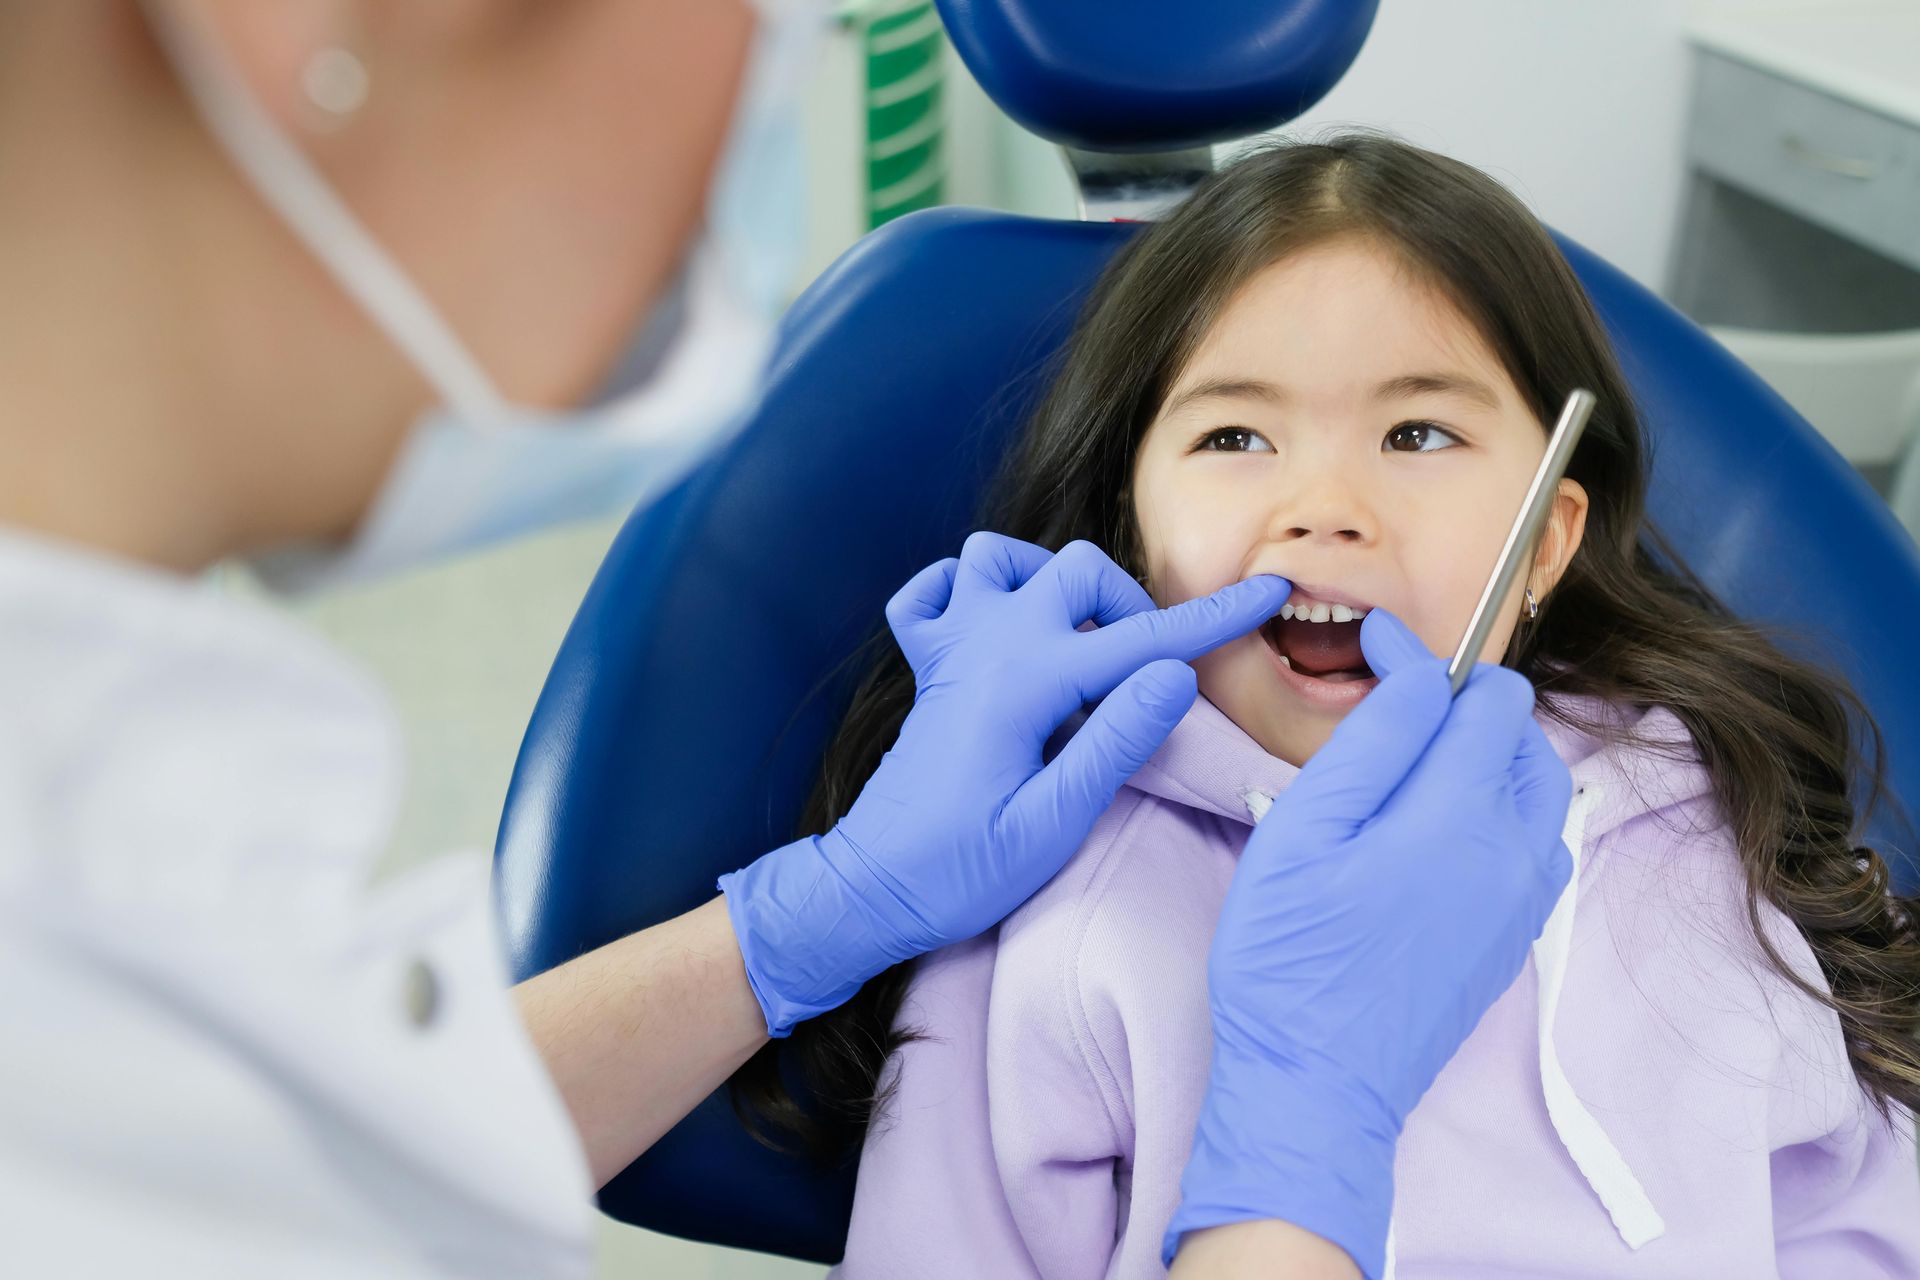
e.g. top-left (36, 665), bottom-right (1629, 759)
top-left (730, 132), bottom-right (1920, 1162)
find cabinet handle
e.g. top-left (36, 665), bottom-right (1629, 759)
top-left (1780, 134), bottom-right (1878, 180)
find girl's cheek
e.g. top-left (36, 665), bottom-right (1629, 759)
top-left (1398, 553), bottom-right (1524, 663)
top-left (1388, 475), bottom-right (1526, 656)
top-left (1134, 477), bottom-right (1253, 604)
top-left (1155, 511), bottom-right (1259, 603)
top-left (1407, 564), bottom-right (1484, 657)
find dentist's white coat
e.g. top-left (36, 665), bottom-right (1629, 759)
top-left (0, 529), bottom-right (594, 1278)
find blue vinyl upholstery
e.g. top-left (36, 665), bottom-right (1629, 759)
top-left (494, 2), bottom-right (1920, 1266)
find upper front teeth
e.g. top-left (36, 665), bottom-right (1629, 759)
top-left (1281, 601), bottom-right (1370, 623)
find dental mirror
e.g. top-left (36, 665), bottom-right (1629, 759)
top-left (1445, 388), bottom-right (1597, 695)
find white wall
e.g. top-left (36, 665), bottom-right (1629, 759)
top-left (1277, 0), bottom-right (1701, 291)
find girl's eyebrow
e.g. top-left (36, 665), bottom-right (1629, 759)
top-left (1373, 372), bottom-right (1501, 411)
top-left (1160, 376), bottom-right (1285, 418)
top-left (1163, 371), bottom-right (1501, 417)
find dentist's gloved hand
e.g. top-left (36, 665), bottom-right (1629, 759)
top-left (721, 533), bottom-right (1290, 1037)
top-left (1166, 610), bottom-right (1573, 1280)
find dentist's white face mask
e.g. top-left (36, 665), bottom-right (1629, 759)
top-left (145, 0), bottom-right (821, 593)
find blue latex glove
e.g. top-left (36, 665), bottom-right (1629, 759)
top-left (1164, 609), bottom-right (1574, 1279)
top-left (721, 534), bottom-right (1291, 1036)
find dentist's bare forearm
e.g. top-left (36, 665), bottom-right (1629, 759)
top-left (513, 895), bottom-right (768, 1187)
top-left (1171, 1221), bottom-right (1361, 1280)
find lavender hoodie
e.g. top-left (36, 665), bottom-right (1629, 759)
top-left (834, 697), bottom-right (1920, 1278)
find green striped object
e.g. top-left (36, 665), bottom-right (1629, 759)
top-left (860, 0), bottom-right (948, 229)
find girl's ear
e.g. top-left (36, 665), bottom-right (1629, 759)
top-left (1532, 478), bottom-right (1590, 600)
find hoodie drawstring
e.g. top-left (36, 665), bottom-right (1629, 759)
top-left (1533, 782), bottom-right (1667, 1248)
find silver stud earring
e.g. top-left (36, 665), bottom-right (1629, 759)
top-left (302, 46), bottom-right (370, 123)
top-left (1525, 586), bottom-right (1539, 619)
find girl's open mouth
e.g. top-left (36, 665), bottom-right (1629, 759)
top-left (1259, 592), bottom-right (1380, 708)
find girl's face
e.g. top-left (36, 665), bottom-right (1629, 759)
top-left (1131, 236), bottom-right (1589, 766)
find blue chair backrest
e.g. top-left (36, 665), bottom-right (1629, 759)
top-left (495, 0), bottom-right (1920, 1264)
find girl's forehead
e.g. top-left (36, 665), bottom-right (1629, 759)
top-left (1177, 239), bottom-right (1515, 405)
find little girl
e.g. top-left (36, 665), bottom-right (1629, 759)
top-left (732, 134), bottom-right (1920, 1276)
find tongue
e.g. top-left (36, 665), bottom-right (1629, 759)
top-left (1278, 618), bottom-right (1370, 677)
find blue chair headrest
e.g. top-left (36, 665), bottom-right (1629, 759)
top-left (935, 0), bottom-right (1379, 151)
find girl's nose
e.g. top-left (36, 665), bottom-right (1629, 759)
top-left (1265, 468), bottom-right (1379, 547)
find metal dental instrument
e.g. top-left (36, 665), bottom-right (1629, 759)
top-left (1445, 388), bottom-right (1597, 696)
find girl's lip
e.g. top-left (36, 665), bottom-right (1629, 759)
top-left (1262, 635), bottom-right (1380, 710)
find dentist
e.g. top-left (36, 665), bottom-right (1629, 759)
top-left (0, 4), bottom-right (1569, 1279)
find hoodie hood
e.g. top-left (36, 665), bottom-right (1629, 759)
top-left (1123, 696), bottom-right (1300, 822)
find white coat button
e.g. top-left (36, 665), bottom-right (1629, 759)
top-left (403, 957), bottom-right (440, 1029)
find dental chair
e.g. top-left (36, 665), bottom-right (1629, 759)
top-left (493, 0), bottom-right (1920, 1263)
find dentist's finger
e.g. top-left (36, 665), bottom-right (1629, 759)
top-left (1076, 576), bottom-right (1292, 699)
top-left (885, 556), bottom-right (961, 670)
top-left (1027, 539), bottom-right (1157, 630)
top-left (952, 531), bottom-right (1056, 598)
top-left (1274, 659), bottom-right (1451, 845)
top-left (1002, 659), bottom-right (1199, 873)
top-left (886, 557), bottom-right (960, 629)
top-left (1357, 607), bottom-right (1435, 678)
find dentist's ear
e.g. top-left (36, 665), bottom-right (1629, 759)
top-left (1358, 608), bottom-right (1437, 678)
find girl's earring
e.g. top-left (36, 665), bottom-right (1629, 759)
top-left (301, 46), bottom-right (370, 127)
top-left (1525, 586), bottom-right (1540, 619)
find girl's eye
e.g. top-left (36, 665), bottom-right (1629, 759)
top-left (1194, 427), bottom-right (1275, 454)
top-left (1384, 420), bottom-right (1462, 453)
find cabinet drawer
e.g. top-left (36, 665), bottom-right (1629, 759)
top-left (1689, 49), bottom-right (1920, 273)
